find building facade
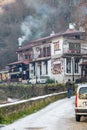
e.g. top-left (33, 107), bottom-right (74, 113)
top-left (7, 25), bottom-right (87, 83)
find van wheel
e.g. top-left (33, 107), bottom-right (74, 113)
top-left (76, 115), bottom-right (81, 122)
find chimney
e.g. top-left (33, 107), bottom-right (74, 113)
top-left (69, 23), bottom-right (76, 30)
top-left (50, 31), bottom-right (55, 36)
top-left (18, 38), bottom-right (22, 48)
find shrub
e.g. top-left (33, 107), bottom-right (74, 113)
top-left (46, 78), bottom-right (55, 84)
top-left (75, 78), bottom-right (82, 83)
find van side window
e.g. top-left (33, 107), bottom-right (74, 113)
top-left (79, 87), bottom-right (87, 99)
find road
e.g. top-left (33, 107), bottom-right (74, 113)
top-left (1, 96), bottom-right (87, 130)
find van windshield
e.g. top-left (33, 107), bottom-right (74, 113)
top-left (79, 87), bottom-right (87, 99)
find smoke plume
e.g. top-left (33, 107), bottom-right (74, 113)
top-left (18, 0), bottom-right (56, 44)
top-left (18, 0), bottom-right (82, 45)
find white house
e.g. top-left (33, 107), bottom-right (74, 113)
top-left (10, 25), bottom-right (87, 83)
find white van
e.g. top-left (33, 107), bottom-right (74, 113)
top-left (75, 83), bottom-right (87, 121)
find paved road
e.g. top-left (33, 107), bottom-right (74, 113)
top-left (1, 97), bottom-right (87, 130)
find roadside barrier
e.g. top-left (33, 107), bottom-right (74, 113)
top-left (0, 91), bottom-right (67, 124)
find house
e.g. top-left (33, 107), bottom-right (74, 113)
top-left (8, 60), bottom-right (29, 82)
top-left (8, 24), bottom-right (87, 83)
top-left (0, 68), bottom-right (9, 82)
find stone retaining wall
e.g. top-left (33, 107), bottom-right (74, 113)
top-left (0, 91), bottom-right (67, 123)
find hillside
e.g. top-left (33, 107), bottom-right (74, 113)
top-left (0, 0), bottom-right (86, 69)
top-left (0, 0), bottom-right (15, 12)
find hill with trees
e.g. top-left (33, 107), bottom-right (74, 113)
top-left (0, 0), bottom-right (86, 69)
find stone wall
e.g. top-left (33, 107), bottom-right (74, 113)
top-left (0, 91), bottom-right (67, 123)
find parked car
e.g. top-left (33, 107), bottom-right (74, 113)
top-left (29, 76), bottom-right (49, 84)
top-left (75, 83), bottom-right (87, 121)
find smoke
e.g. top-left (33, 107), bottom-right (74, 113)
top-left (18, 0), bottom-right (82, 45)
top-left (18, 0), bottom-right (56, 44)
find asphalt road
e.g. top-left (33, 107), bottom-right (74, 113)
top-left (1, 96), bottom-right (87, 130)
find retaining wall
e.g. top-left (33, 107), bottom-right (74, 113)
top-left (0, 91), bottom-right (67, 123)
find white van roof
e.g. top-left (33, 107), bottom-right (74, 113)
top-left (77, 83), bottom-right (87, 92)
top-left (78, 83), bottom-right (87, 87)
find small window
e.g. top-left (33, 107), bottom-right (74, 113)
top-left (79, 87), bottom-right (87, 99)
top-left (75, 58), bottom-right (79, 73)
top-left (25, 55), bottom-right (28, 59)
top-left (75, 35), bottom-right (80, 39)
top-left (54, 41), bottom-right (60, 51)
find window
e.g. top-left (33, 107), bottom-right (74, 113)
top-left (69, 43), bottom-right (80, 53)
top-left (43, 47), bottom-right (46, 57)
top-left (66, 58), bottom-right (71, 73)
top-left (25, 55), bottom-right (28, 59)
top-left (69, 43), bottom-right (75, 50)
top-left (43, 46), bottom-right (50, 57)
top-left (66, 58), bottom-right (79, 74)
top-left (47, 46), bottom-right (51, 56)
top-left (75, 35), bottom-right (80, 39)
top-left (75, 58), bottom-right (79, 73)
top-left (79, 87), bottom-right (87, 99)
top-left (76, 44), bottom-right (80, 53)
top-left (54, 41), bottom-right (60, 51)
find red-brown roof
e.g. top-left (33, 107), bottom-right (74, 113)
top-left (16, 29), bottom-right (85, 52)
top-left (8, 60), bottom-right (29, 66)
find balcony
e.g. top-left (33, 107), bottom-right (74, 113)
top-left (38, 52), bottom-right (51, 58)
top-left (63, 49), bottom-right (80, 54)
top-left (62, 48), bottom-right (82, 58)
top-left (9, 68), bottom-right (20, 75)
top-left (29, 52), bottom-right (51, 62)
